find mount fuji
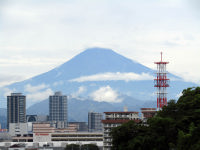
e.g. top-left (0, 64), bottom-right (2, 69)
top-left (0, 47), bottom-right (196, 122)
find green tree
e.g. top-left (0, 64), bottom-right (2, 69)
top-left (110, 87), bottom-right (200, 150)
top-left (111, 121), bottom-right (149, 150)
top-left (81, 144), bottom-right (99, 150)
top-left (65, 144), bottom-right (80, 150)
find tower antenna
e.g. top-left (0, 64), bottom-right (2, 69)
top-left (154, 52), bottom-right (169, 110)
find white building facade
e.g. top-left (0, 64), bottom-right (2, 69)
top-left (102, 111), bottom-right (140, 150)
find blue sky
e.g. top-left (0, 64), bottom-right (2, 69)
top-left (0, 0), bottom-right (200, 86)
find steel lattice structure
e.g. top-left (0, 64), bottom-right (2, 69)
top-left (154, 52), bottom-right (169, 109)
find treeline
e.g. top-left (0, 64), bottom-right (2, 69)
top-left (65, 143), bottom-right (99, 150)
top-left (110, 87), bottom-right (200, 150)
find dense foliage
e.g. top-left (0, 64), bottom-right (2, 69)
top-left (66, 144), bottom-right (80, 150)
top-left (81, 144), bottom-right (99, 150)
top-left (110, 87), bottom-right (200, 150)
top-left (65, 144), bottom-right (99, 150)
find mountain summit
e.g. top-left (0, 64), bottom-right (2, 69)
top-left (61, 47), bottom-right (152, 75)
top-left (1, 47), bottom-right (195, 108)
top-left (28, 47), bottom-right (153, 84)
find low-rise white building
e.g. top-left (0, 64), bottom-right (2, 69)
top-left (102, 111), bottom-right (140, 150)
top-left (9, 123), bottom-right (28, 137)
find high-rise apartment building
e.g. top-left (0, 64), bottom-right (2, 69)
top-left (49, 92), bottom-right (67, 128)
top-left (7, 93), bottom-right (26, 129)
top-left (88, 112), bottom-right (103, 132)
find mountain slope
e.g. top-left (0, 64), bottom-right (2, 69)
top-left (0, 47), bottom-right (196, 108)
top-left (9, 48), bottom-right (154, 86)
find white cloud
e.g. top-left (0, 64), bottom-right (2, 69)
top-left (0, 87), bottom-right (16, 107)
top-left (0, 74), bottom-right (25, 87)
top-left (27, 88), bottom-right (53, 102)
top-left (24, 84), bottom-right (48, 93)
top-left (69, 72), bottom-right (154, 82)
top-left (0, 0), bottom-right (200, 85)
top-left (71, 86), bottom-right (87, 99)
top-left (90, 85), bottom-right (122, 103)
top-left (77, 86), bottom-right (87, 94)
top-left (24, 84), bottom-right (53, 102)
top-left (3, 87), bottom-right (16, 98)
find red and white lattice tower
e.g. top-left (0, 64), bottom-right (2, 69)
top-left (154, 52), bottom-right (169, 110)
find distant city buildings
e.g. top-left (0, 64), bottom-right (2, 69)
top-left (49, 92), bottom-right (68, 128)
top-left (88, 112), bottom-right (103, 132)
top-left (7, 93), bottom-right (26, 129)
top-left (68, 122), bottom-right (88, 132)
top-left (102, 111), bottom-right (140, 150)
top-left (3, 91), bottom-right (158, 150)
top-left (32, 122), bottom-right (103, 146)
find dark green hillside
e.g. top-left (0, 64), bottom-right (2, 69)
top-left (111, 87), bottom-right (200, 150)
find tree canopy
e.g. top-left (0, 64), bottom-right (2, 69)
top-left (110, 87), bottom-right (200, 150)
top-left (65, 144), bottom-right (80, 150)
top-left (65, 144), bottom-right (99, 150)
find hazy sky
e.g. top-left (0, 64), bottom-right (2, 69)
top-left (0, 0), bottom-right (200, 87)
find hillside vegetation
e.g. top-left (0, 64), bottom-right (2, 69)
top-left (111, 87), bottom-right (200, 150)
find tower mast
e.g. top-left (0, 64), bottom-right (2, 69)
top-left (154, 52), bottom-right (169, 110)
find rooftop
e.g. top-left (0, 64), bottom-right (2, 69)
top-left (104, 111), bottom-right (139, 114)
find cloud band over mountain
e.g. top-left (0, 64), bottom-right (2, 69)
top-left (69, 72), bottom-right (154, 82)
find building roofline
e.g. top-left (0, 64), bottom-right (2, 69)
top-left (104, 111), bottom-right (139, 114)
top-left (102, 119), bottom-right (141, 124)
